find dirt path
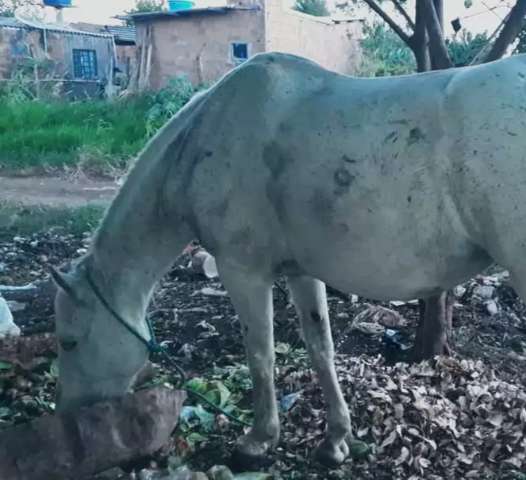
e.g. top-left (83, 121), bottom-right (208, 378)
top-left (0, 175), bottom-right (119, 208)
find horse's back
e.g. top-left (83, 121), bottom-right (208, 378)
top-left (182, 53), bottom-right (526, 297)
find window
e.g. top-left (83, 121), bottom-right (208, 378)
top-left (231, 43), bottom-right (249, 64)
top-left (72, 49), bottom-right (98, 79)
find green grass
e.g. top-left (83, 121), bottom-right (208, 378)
top-left (0, 97), bottom-right (151, 172)
top-left (0, 202), bottom-right (105, 237)
top-left (0, 77), bottom-right (200, 173)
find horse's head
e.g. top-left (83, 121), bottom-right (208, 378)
top-left (51, 263), bottom-right (149, 411)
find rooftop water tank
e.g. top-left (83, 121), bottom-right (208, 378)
top-left (43, 0), bottom-right (72, 7)
top-left (168, 0), bottom-right (195, 11)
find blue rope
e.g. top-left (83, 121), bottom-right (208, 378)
top-left (85, 270), bottom-right (251, 427)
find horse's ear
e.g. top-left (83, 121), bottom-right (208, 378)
top-left (50, 267), bottom-right (78, 300)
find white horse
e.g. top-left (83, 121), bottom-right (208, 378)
top-left (52, 52), bottom-right (526, 466)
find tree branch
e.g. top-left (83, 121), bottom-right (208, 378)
top-left (391, 0), bottom-right (415, 31)
top-left (361, 0), bottom-right (412, 46)
top-left (481, 0), bottom-right (526, 63)
top-left (469, 12), bottom-right (508, 65)
top-left (421, 0), bottom-right (453, 69)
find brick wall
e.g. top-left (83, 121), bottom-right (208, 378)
top-left (264, 0), bottom-right (363, 75)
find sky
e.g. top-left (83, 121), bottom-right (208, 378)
top-left (48, 0), bottom-right (513, 36)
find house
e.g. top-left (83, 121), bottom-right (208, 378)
top-left (71, 23), bottom-right (137, 85)
top-left (128, 0), bottom-right (363, 89)
top-left (0, 16), bottom-right (136, 98)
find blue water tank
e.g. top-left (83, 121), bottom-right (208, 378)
top-left (168, 0), bottom-right (194, 11)
top-left (43, 0), bottom-right (72, 7)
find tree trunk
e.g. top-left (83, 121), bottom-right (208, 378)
top-left (411, 0), bottom-right (431, 72)
top-left (410, 0), bottom-right (454, 360)
top-left (413, 291), bottom-right (454, 361)
top-left (483, 0), bottom-right (526, 62)
top-left (424, 0), bottom-right (453, 70)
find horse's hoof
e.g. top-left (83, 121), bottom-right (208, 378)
top-left (314, 438), bottom-right (350, 468)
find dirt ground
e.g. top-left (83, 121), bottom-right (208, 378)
top-left (0, 231), bottom-right (525, 480)
top-left (0, 175), bottom-right (118, 207)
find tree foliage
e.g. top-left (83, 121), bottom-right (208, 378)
top-left (359, 22), bottom-right (415, 76)
top-left (126, 0), bottom-right (164, 15)
top-left (447, 31), bottom-right (489, 67)
top-left (358, 23), bottom-right (490, 76)
top-left (515, 23), bottom-right (526, 53)
top-left (0, 0), bottom-right (38, 17)
top-left (294, 0), bottom-right (329, 17)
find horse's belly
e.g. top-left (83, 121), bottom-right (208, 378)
top-left (286, 213), bottom-right (492, 301)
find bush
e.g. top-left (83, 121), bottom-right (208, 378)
top-left (145, 76), bottom-right (198, 137)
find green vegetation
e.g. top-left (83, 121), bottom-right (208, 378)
top-left (358, 22), bottom-right (416, 77)
top-left (126, 0), bottom-right (165, 15)
top-left (447, 31), bottom-right (489, 67)
top-left (0, 77), bottom-right (200, 174)
top-left (0, 203), bottom-right (105, 237)
top-left (294, 0), bottom-right (329, 17)
top-left (358, 22), bottom-right (489, 77)
top-left (0, 0), bottom-right (39, 17)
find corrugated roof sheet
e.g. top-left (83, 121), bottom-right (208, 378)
top-left (126, 6), bottom-right (259, 21)
top-left (0, 16), bottom-right (24, 28)
top-left (105, 25), bottom-right (136, 44)
top-left (0, 15), bottom-right (113, 38)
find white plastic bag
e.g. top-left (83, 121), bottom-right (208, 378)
top-left (0, 296), bottom-right (20, 338)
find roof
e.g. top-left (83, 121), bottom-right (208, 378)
top-left (0, 16), bottom-right (22, 28)
top-left (0, 15), bottom-right (113, 38)
top-left (0, 16), bottom-right (135, 43)
top-left (125, 6), bottom-right (259, 22)
top-left (105, 25), bottom-right (136, 44)
top-left (71, 22), bottom-right (136, 44)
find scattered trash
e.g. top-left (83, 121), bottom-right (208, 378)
top-left (195, 287), bottom-right (228, 297)
top-left (191, 249), bottom-right (219, 279)
top-left (280, 391), bottom-right (302, 412)
top-left (352, 305), bottom-right (408, 335)
top-left (390, 299), bottom-right (418, 307)
top-left (454, 285), bottom-right (467, 298)
top-left (484, 299), bottom-right (500, 316)
top-left (383, 329), bottom-right (411, 351)
top-left (0, 296), bottom-right (20, 338)
top-left (473, 285), bottom-right (495, 300)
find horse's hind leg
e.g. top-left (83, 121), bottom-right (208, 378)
top-left (287, 275), bottom-right (351, 467)
top-left (217, 262), bottom-right (280, 465)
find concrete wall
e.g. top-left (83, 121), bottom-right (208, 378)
top-left (136, 9), bottom-right (265, 89)
top-left (0, 26), bottom-right (114, 85)
top-left (115, 44), bottom-right (137, 79)
top-left (264, 0), bottom-right (363, 75)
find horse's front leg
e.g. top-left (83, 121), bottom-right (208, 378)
top-left (218, 262), bottom-right (279, 465)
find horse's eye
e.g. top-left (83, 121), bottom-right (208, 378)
top-left (60, 340), bottom-right (78, 352)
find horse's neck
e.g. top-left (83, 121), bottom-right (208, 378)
top-left (89, 140), bottom-right (191, 320)
top-left (85, 90), bottom-right (208, 319)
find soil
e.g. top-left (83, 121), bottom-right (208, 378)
top-left (0, 175), bottom-right (118, 207)
top-left (0, 231), bottom-right (525, 480)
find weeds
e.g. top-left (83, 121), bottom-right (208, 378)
top-left (0, 203), bottom-right (105, 237)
